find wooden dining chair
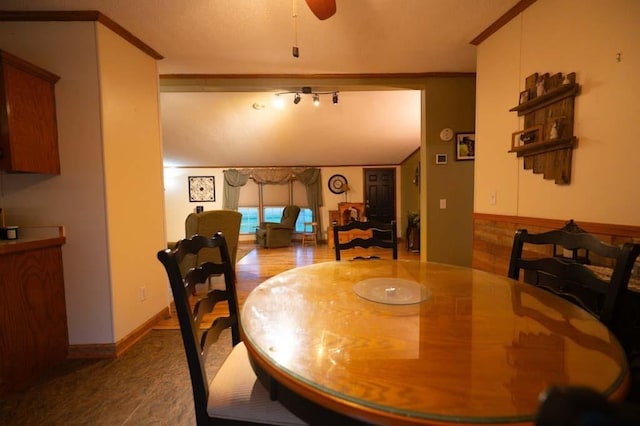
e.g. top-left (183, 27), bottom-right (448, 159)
top-left (332, 220), bottom-right (398, 261)
top-left (157, 232), bottom-right (306, 426)
top-left (535, 385), bottom-right (640, 425)
top-left (507, 220), bottom-right (640, 328)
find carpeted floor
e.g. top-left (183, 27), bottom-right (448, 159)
top-left (0, 328), bottom-right (232, 425)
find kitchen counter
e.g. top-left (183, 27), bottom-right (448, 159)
top-left (0, 225), bottom-right (67, 396)
top-left (0, 225), bottom-right (66, 255)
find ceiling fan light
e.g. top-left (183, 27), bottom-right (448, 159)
top-left (313, 94), bottom-right (320, 106)
top-left (273, 95), bottom-right (284, 109)
top-left (293, 93), bottom-right (301, 104)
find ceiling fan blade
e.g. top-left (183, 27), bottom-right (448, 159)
top-left (304, 0), bottom-right (337, 20)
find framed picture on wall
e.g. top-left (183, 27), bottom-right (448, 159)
top-left (188, 176), bottom-right (215, 202)
top-left (456, 133), bottom-right (475, 161)
top-left (519, 89), bottom-right (529, 104)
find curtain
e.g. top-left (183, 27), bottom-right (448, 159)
top-left (250, 168), bottom-right (293, 184)
top-left (297, 168), bottom-right (323, 236)
top-left (223, 167), bottom-right (323, 234)
top-left (222, 169), bottom-right (250, 210)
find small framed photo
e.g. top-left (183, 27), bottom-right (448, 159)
top-left (435, 154), bottom-right (447, 164)
top-left (456, 133), bottom-right (475, 161)
top-left (511, 125), bottom-right (542, 149)
top-left (188, 176), bottom-right (215, 202)
top-left (519, 90), bottom-right (529, 104)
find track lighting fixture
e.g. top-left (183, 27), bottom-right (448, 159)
top-left (275, 87), bottom-right (340, 106)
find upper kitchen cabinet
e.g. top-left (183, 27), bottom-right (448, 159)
top-left (0, 49), bottom-right (60, 174)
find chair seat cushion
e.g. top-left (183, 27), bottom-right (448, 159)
top-left (208, 342), bottom-right (307, 425)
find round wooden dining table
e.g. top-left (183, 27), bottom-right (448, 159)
top-left (240, 260), bottom-right (629, 426)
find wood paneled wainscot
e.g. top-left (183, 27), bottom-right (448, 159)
top-left (472, 214), bottom-right (640, 356)
top-left (472, 214), bottom-right (640, 276)
top-left (0, 228), bottom-right (67, 396)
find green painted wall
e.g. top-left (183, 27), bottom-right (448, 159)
top-left (401, 149), bottom-right (421, 235)
top-left (424, 77), bottom-right (476, 266)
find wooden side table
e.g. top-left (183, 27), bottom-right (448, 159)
top-left (301, 222), bottom-right (318, 246)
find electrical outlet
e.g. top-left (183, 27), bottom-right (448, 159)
top-left (489, 191), bottom-right (497, 206)
top-left (140, 285), bottom-right (147, 301)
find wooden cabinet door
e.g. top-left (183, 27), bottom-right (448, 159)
top-left (0, 245), bottom-right (67, 396)
top-left (0, 50), bottom-right (60, 174)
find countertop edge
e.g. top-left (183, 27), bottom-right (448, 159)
top-left (0, 236), bottom-right (67, 255)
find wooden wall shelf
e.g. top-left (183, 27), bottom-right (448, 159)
top-left (509, 72), bottom-right (579, 185)
top-left (509, 83), bottom-right (579, 116)
top-left (509, 137), bottom-right (577, 157)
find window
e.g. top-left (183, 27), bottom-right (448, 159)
top-left (236, 178), bottom-right (312, 235)
top-left (261, 206), bottom-right (313, 233)
top-left (238, 207), bottom-right (259, 234)
top-left (238, 205), bottom-right (312, 235)
top-left (296, 208), bottom-right (313, 232)
top-left (263, 206), bottom-right (284, 223)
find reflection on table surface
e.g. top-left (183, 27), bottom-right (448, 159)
top-left (240, 260), bottom-right (629, 425)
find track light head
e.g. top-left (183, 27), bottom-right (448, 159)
top-left (275, 88), bottom-right (340, 106)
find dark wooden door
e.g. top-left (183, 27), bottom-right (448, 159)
top-left (364, 168), bottom-right (396, 223)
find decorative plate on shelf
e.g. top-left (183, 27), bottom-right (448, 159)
top-left (328, 174), bottom-right (348, 194)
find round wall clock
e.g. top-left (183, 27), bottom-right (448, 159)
top-left (328, 174), bottom-right (348, 194)
top-left (439, 127), bottom-right (454, 141)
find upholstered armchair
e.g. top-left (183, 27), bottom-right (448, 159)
top-left (178, 210), bottom-right (242, 276)
top-left (255, 205), bottom-right (301, 248)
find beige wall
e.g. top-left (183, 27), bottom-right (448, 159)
top-left (475, 0), bottom-right (640, 226)
top-left (0, 21), bottom-right (166, 344)
top-left (163, 167), bottom-right (226, 241)
top-left (96, 26), bottom-right (167, 341)
top-left (0, 22), bottom-right (112, 344)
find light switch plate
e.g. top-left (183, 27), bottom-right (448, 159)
top-left (435, 153), bottom-right (447, 164)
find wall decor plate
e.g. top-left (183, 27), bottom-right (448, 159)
top-left (188, 176), bottom-right (215, 202)
top-left (328, 174), bottom-right (348, 194)
top-left (439, 127), bottom-right (454, 141)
